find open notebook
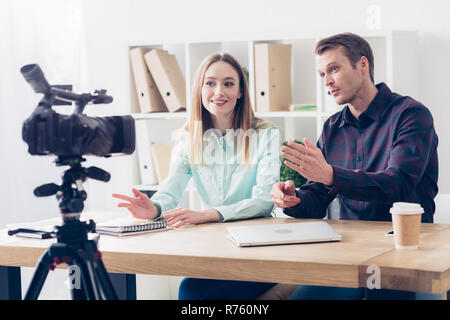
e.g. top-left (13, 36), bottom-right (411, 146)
top-left (95, 216), bottom-right (171, 236)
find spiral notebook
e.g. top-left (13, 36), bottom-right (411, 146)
top-left (96, 216), bottom-right (170, 237)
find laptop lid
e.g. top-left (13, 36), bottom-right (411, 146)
top-left (227, 221), bottom-right (342, 247)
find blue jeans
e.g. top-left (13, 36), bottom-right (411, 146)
top-left (289, 285), bottom-right (366, 300)
top-left (289, 285), bottom-right (417, 300)
top-left (178, 278), bottom-right (276, 300)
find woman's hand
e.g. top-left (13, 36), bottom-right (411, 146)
top-left (163, 208), bottom-right (221, 228)
top-left (112, 188), bottom-right (158, 220)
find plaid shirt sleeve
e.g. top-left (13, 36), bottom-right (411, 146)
top-left (283, 138), bottom-right (336, 219)
top-left (329, 105), bottom-right (437, 202)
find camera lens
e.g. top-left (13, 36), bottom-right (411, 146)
top-left (21, 64), bottom-right (51, 94)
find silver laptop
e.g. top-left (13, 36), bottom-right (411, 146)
top-left (227, 221), bottom-right (342, 247)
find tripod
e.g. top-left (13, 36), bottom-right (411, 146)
top-left (24, 156), bottom-right (118, 300)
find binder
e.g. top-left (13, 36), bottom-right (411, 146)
top-left (129, 47), bottom-right (168, 113)
top-left (151, 144), bottom-right (172, 184)
top-left (144, 49), bottom-right (186, 113)
top-left (135, 120), bottom-right (157, 185)
top-left (254, 43), bottom-right (292, 112)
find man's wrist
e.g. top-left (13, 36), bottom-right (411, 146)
top-left (325, 164), bottom-right (335, 186)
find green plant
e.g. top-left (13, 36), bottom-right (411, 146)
top-left (280, 140), bottom-right (307, 187)
top-left (243, 67), bottom-right (249, 85)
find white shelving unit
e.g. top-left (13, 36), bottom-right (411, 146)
top-left (129, 31), bottom-right (419, 199)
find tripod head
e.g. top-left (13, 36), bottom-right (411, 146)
top-left (34, 155), bottom-right (110, 221)
top-left (31, 155), bottom-right (112, 244)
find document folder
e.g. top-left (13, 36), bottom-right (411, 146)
top-left (254, 43), bottom-right (292, 112)
top-left (151, 144), bottom-right (172, 184)
top-left (129, 47), bottom-right (168, 113)
top-left (144, 49), bottom-right (186, 113)
top-left (135, 120), bottom-right (157, 185)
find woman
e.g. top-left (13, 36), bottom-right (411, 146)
top-left (112, 53), bottom-right (280, 299)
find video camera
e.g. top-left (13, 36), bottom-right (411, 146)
top-left (21, 64), bottom-right (135, 157)
top-left (20, 63), bottom-right (135, 212)
top-left (17, 64), bottom-right (136, 300)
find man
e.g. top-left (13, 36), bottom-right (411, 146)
top-left (271, 33), bottom-right (438, 299)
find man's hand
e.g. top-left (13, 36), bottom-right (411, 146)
top-left (281, 138), bottom-right (334, 186)
top-left (270, 180), bottom-right (301, 208)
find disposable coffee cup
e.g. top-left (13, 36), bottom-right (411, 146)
top-left (389, 202), bottom-right (424, 250)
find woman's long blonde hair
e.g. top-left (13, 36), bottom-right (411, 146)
top-left (186, 53), bottom-right (272, 165)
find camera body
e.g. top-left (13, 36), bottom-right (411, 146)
top-left (21, 64), bottom-right (135, 158)
top-left (22, 108), bottom-right (135, 157)
top-left (20, 64), bottom-right (136, 215)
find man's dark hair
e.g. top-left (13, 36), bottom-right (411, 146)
top-left (315, 33), bottom-right (375, 83)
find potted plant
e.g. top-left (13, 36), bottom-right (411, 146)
top-left (280, 140), bottom-right (307, 187)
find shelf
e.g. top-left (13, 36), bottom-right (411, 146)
top-left (132, 112), bottom-right (188, 120)
top-left (134, 181), bottom-right (197, 192)
top-left (256, 111), bottom-right (318, 118)
top-left (132, 111), bottom-right (335, 120)
top-left (130, 32), bottom-right (418, 193)
top-left (134, 184), bottom-right (159, 191)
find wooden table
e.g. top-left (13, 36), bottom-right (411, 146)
top-left (1, 212), bottom-right (449, 299)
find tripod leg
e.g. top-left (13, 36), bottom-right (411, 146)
top-left (75, 240), bottom-right (117, 300)
top-left (74, 246), bottom-right (103, 300)
top-left (66, 264), bottom-right (87, 300)
top-left (77, 260), bottom-right (98, 300)
top-left (93, 258), bottom-right (118, 300)
top-left (84, 259), bottom-right (103, 300)
top-left (24, 249), bottom-right (53, 300)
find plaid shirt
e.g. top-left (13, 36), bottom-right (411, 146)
top-left (284, 83), bottom-right (439, 222)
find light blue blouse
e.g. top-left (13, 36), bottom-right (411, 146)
top-left (151, 124), bottom-right (280, 221)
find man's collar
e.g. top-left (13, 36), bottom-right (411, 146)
top-left (363, 82), bottom-right (391, 121)
top-left (339, 82), bottom-right (391, 128)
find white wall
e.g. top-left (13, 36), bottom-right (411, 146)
top-left (1, 0), bottom-right (450, 299)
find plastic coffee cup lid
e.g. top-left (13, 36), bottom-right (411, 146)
top-left (389, 202), bottom-right (424, 215)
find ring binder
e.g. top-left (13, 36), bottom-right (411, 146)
top-left (254, 43), bottom-right (292, 112)
top-left (129, 47), bottom-right (168, 113)
top-left (144, 49), bottom-right (186, 113)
